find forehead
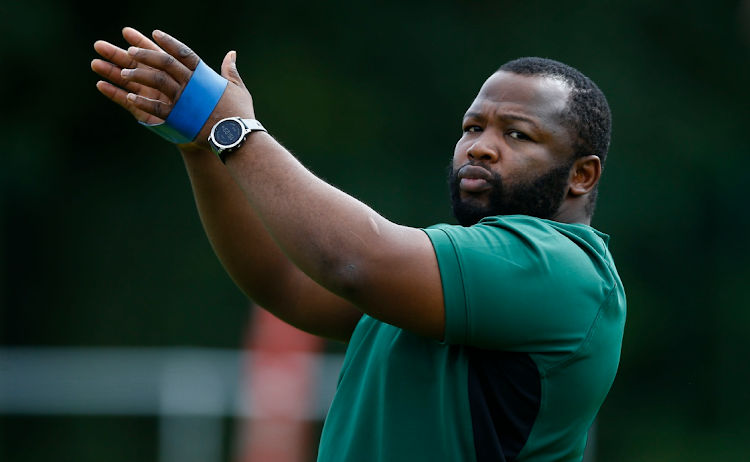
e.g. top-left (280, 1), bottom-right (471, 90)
top-left (467, 71), bottom-right (572, 125)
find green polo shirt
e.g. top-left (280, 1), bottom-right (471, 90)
top-left (317, 216), bottom-right (626, 462)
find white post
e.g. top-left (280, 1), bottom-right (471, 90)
top-left (158, 354), bottom-right (226, 462)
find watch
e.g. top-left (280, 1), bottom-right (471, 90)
top-left (208, 117), bottom-right (266, 162)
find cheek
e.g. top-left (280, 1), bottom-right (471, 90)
top-left (453, 138), bottom-right (469, 163)
top-left (512, 143), bottom-right (553, 168)
top-left (515, 155), bottom-right (544, 170)
top-left (501, 154), bottom-right (548, 184)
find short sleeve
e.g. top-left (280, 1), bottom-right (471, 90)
top-left (422, 225), bottom-right (470, 344)
top-left (424, 217), bottom-right (615, 353)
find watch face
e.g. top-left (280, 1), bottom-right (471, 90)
top-left (214, 119), bottom-right (243, 146)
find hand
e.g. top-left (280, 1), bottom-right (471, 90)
top-left (91, 28), bottom-right (172, 126)
top-left (93, 28), bottom-right (255, 151)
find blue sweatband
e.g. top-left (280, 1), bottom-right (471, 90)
top-left (140, 60), bottom-right (228, 144)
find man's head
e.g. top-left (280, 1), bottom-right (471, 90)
top-left (449, 57), bottom-right (611, 226)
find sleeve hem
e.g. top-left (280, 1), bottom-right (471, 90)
top-left (422, 227), bottom-right (468, 344)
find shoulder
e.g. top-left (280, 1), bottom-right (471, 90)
top-left (424, 216), bottom-right (607, 261)
top-left (425, 217), bottom-right (622, 350)
top-left (424, 216), bottom-right (618, 311)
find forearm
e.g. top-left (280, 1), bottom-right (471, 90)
top-left (181, 145), bottom-right (286, 296)
top-left (223, 133), bottom-right (410, 305)
top-left (180, 145), bottom-right (364, 341)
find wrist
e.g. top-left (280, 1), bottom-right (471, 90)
top-left (176, 142), bottom-right (211, 155)
top-left (208, 117), bottom-right (267, 163)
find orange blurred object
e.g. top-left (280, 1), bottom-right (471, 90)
top-left (235, 308), bottom-right (326, 462)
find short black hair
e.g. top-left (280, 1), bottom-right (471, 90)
top-left (498, 57), bottom-right (611, 216)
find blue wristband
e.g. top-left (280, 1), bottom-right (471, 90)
top-left (139, 60), bottom-right (228, 144)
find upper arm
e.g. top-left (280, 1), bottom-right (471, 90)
top-left (340, 224), bottom-right (446, 340)
top-left (267, 267), bottom-right (364, 343)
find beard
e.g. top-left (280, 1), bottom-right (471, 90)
top-left (447, 160), bottom-right (574, 227)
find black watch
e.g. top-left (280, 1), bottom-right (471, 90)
top-left (208, 117), bottom-right (266, 162)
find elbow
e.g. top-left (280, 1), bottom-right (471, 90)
top-left (323, 257), bottom-right (369, 303)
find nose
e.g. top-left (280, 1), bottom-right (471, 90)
top-left (466, 135), bottom-right (499, 163)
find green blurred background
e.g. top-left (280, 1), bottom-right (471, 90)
top-left (2, 0), bottom-right (750, 460)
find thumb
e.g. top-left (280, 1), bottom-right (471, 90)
top-left (221, 50), bottom-right (246, 89)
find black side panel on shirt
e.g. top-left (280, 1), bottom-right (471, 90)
top-left (467, 348), bottom-right (542, 462)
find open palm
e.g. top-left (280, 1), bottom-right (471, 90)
top-left (91, 28), bottom-right (171, 125)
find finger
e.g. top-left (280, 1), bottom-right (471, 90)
top-left (126, 46), bottom-right (192, 85)
top-left (91, 52), bottom-right (170, 104)
top-left (94, 40), bottom-right (152, 76)
top-left (92, 41), bottom-right (167, 101)
top-left (151, 30), bottom-right (201, 72)
top-left (91, 58), bottom-right (150, 95)
top-left (95, 80), bottom-right (164, 125)
top-left (221, 50), bottom-right (247, 89)
top-left (122, 27), bottom-right (163, 53)
top-left (120, 65), bottom-right (182, 101)
top-left (125, 91), bottom-right (172, 121)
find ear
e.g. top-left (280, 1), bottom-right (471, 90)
top-left (568, 155), bottom-right (601, 196)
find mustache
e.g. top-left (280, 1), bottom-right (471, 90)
top-left (453, 160), bottom-right (493, 175)
top-left (448, 161), bottom-right (499, 184)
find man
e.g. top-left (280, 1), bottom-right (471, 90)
top-left (92, 27), bottom-right (625, 462)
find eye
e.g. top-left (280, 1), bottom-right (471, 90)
top-left (464, 125), bottom-right (482, 133)
top-left (508, 130), bottom-right (531, 141)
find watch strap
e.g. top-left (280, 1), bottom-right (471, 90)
top-left (140, 60), bottom-right (228, 144)
top-left (241, 119), bottom-right (265, 132)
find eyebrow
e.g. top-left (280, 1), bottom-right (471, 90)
top-left (463, 111), bottom-right (542, 130)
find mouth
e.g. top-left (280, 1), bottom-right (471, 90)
top-left (457, 165), bottom-right (493, 193)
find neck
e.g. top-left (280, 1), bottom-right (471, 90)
top-left (550, 198), bottom-right (592, 225)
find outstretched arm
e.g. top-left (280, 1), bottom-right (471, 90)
top-left (113, 29), bottom-right (446, 340)
top-left (92, 28), bottom-right (363, 342)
